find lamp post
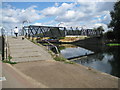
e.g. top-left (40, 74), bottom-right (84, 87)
top-left (58, 22), bottom-right (67, 36)
top-left (22, 20), bottom-right (29, 36)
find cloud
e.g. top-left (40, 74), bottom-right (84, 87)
top-left (33, 22), bottom-right (42, 26)
top-left (96, 2), bottom-right (114, 12)
top-left (40, 3), bottom-right (75, 16)
top-left (54, 2), bottom-right (115, 32)
top-left (1, 2), bottom-right (115, 34)
top-left (2, 5), bottom-right (43, 24)
top-left (1, 4), bottom-right (45, 33)
top-left (55, 10), bottom-right (85, 22)
top-left (55, 2), bottom-right (113, 23)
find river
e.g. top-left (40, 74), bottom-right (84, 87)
top-left (49, 44), bottom-right (120, 78)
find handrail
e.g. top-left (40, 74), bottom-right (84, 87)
top-left (1, 27), bottom-right (9, 60)
top-left (45, 40), bottom-right (59, 55)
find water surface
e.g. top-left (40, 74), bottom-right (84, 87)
top-left (58, 44), bottom-right (120, 78)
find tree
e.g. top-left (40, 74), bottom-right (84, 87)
top-left (104, 30), bottom-right (115, 40)
top-left (93, 26), bottom-right (104, 36)
top-left (109, 1), bottom-right (120, 40)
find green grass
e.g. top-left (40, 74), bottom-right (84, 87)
top-left (8, 56), bottom-right (12, 61)
top-left (107, 43), bottom-right (120, 46)
top-left (28, 38), bottom-right (75, 64)
top-left (2, 56), bottom-right (17, 64)
top-left (54, 56), bottom-right (66, 61)
top-left (54, 56), bottom-right (75, 64)
top-left (2, 60), bottom-right (17, 64)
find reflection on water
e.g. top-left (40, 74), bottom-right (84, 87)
top-left (57, 44), bottom-right (120, 78)
top-left (60, 45), bottom-right (94, 59)
top-left (74, 53), bottom-right (113, 74)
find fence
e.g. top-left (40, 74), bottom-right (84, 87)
top-left (1, 28), bottom-right (5, 60)
top-left (1, 28), bottom-right (8, 61)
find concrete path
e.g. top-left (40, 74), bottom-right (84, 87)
top-left (1, 61), bottom-right (47, 88)
top-left (7, 36), bottom-right (53, 62)
top-left (14, 60), bottom-right (119, 88)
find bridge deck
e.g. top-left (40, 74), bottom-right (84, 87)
top-left (7, 36), bottom-right (53, 62)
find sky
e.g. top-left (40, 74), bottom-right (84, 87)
top-left (0, 1), bottom-right (116, 35)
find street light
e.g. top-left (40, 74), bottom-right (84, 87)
top-left (58, 22), bottom-right (64, 27)
top-left (22, 20), bottom-right (29, 36)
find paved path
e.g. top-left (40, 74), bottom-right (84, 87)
top-left (14, 60), bottom-right (119, 88)
top-left (7, 36), bottom-right (53, 62)
top-left (1, 61), bottom-right (47, 88)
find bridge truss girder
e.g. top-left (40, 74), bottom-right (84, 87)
top-left (22, 25), bottom-right (103, 38)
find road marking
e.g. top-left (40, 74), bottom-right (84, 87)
top-left (0, 77), bottom-right (6, 81)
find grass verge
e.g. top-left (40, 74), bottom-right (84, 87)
top-left (2, 56), bottom-right (17, 64)
top-left (2, 60), bottom-right (17, 64)
top-left (107, 43), bottom-right (120, 46)
top-left (28, 38), bottom-right (75, 64)
top-left (54, 56), bottom-right (75, 64)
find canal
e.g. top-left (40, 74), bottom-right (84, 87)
top-left (44, 43), bottom-right (120, 78)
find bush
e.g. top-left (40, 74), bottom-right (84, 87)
top-left (59, 37), bottom-right (65, 39)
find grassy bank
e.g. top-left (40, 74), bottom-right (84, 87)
top-left (107, 43), bottom-right (120, 46)
top-left (28, 38), bottom-right (75, 64)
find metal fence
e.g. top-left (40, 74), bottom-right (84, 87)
top-left (1, 28), bottom-right (5, 60)
top-left (0, 27), bottom-right (8, 61)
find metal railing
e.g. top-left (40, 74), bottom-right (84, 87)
top-left (1, 28), bottom-right (5, 60)
top-left (1, 28), bottom-right (8, 61)
top-left (44, 40), bottom-right (60, 56)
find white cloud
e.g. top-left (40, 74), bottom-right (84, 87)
top-left (2, 5), bottom-right (42, 24)
top-left (1, 5), bottom-right (44, 33)
top-left (1, 2), bottom-right (115, 34)
top-left (3, 16), bottom-right (19, 23)
top-left (41, 3), bottom-right (75, 16)
top-left (54, 2), bottom-right (115, 32)
top-left (55, 10), bottom-right (85, 22)
top-left (33, 22), bottom-right (42, 26)
top-left (54, 2), bottom-right (59, 7)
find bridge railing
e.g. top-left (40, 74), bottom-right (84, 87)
top-left (22, 25), bottom-right (103, 39)
top-left (44, 40), bottom-right (60, 56)
top-left (1, 28), bottom-right (5, 60)
top-left (0, 28), bottom-right (9, 61)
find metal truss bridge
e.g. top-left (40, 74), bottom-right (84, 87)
top-left (22, 25), bottom-right (103, 38)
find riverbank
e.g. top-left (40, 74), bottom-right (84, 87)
top-left (5, 36), bottom-right (119, 88)
top-left (30, 37), bottom-right (120, 78)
